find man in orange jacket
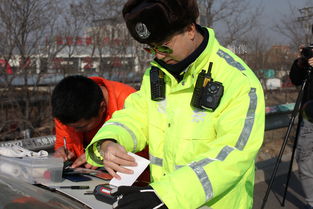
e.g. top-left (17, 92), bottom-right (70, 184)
top-left (52, 75), bottom-right (139, 169)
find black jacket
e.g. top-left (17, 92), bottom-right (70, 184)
top-left (289, 58), bottom-right (313, 104)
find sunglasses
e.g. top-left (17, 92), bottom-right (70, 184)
top-left (143, 45), bottom-right (173, 55)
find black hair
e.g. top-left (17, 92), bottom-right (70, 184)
top-left (51, 75), bottom-right (104, 124)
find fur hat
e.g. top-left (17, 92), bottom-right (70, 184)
top-left (122, 0), bottom-right (199, 44)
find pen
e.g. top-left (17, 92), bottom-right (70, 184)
top-left (63, 137), bottom-right (68, 156)
top-left (63, 137), bottom-right (73, 168)
top-left (52, 185), bottom-right (90, 189)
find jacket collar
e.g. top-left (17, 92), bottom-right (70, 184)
top-left (151, 27), bottom-right (218, 86)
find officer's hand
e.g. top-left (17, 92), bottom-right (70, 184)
top-left (100, 140), bottom-right (137, 179)
top-left (71, 153), bottom-right (98, 169)
top-left (54, 146), bottom-right (75, 161)
top-left (111, 186), bottom-right (168, 209)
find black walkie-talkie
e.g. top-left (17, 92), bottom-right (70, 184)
top-left (190, 70), bottom-right (206, 109)
top-left (150, 66), bottom-right (165, 101)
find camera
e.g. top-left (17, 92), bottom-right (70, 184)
top-left (190, 62), bottom-right (224, 111)
top-left (301, 45), bottom-right (313, 60)
top-left (200, 81), bottom-right (223, 111)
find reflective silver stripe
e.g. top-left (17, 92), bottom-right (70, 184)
top-left (149, 154), bottom-right (163, 166)
top-left (102, 122), bottom-right (138, 152)
top-left (235, 88), bottom-right (257, 150)
top-left (216, 146), bottom-right (235, 161)
top-left (198, 206), bottom-right (212, 209)
top-left (217, 50), bottom-right (245, 71)
top-left (176, 165), bottom-right (184, 169)
top-left (150, 154), bottom-right (188, 173)
top-left (189, 87), bottom-right (257, 200)
top-left (189, 159), bottom-right (215, 200)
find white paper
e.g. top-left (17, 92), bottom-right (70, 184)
top-left (109, 152), bottom-right (150, 187)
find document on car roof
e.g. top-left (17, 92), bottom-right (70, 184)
top-left (109, 152), bottom-right (150, 187)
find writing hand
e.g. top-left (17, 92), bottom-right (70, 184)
top-left (54, 146), bottom-right (75, 161)
top-left (100, 140), bottom-right (137, 179)
top-left (71, 153), bottom-right (98, 169)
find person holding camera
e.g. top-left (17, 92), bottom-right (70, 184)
top-left (85, 0), bottom-right (265, 208)
top-left (290, 49), bottom-right (313, 209)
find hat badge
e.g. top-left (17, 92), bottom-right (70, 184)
top-left (135, 22), bottom-right (150, 39)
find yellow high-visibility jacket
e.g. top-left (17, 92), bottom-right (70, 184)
top-left (86, 27), bottom-right (265, 209)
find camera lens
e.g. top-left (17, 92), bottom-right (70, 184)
top-left (206, 96), bottom-right (213, 103)
top-left (301, 47), bottom-right (313, 60)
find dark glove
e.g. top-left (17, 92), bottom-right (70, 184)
top-left (111, 185), bottom-right (168, 209)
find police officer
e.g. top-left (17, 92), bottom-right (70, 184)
top-left (86, 0), bottom-right (265, 208)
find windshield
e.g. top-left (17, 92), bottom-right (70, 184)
top-left (0, 174), bottom-right (87, 209)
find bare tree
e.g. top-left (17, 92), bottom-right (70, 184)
top-left (198, 0), bottom-right (263, 46)
top-left (244, 30), bottom-right (269, 71)
top-left (273, 2), bottom-right (313, 50)
top-left (0, 0), bottom-right (68, 140)
top-left (69, 0), bottom-right (145, 84)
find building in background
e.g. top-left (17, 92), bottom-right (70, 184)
top-left (0, 18), bottom-right (153, 87)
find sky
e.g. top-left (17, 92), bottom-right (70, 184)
top-left (254, 0), bottom-right (310, 43)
